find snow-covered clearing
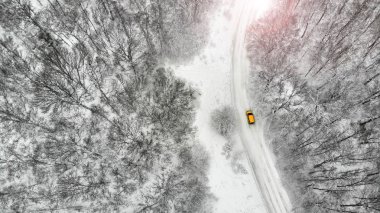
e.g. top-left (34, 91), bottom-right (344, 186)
top-left (172, 0), bottom-right (292, 212)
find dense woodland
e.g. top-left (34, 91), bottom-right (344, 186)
top-left (0, 0), bottom-right (213, 212)
top-left (247, 0), bottom-right (380, 212)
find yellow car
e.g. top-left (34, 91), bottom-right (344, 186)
top-left (246, 110), bottom-right (255, 124)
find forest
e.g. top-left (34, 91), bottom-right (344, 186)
top-left (0, 0), bottom-right (213, 212)
top-left (247, 0), bottom-right (380, 212)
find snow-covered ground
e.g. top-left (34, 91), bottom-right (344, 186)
top-left (172, 0), bottom-right (291, 212)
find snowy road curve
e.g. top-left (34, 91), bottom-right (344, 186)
top-left (231, 0), bottom-right (292, 212)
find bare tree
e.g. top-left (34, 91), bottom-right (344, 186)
top-left (247, 0), bottom-right (380, 212)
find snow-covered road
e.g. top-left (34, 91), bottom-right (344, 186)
top-left (231, 0), bottom-right (292, 212)
top-left (174, 0), bottom-right (292, 212)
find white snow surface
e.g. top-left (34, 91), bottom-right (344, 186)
top-left (172, 0), bottom-right (292, 212)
